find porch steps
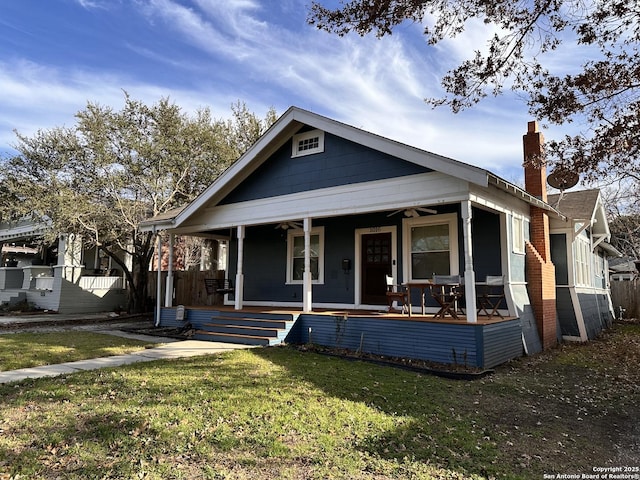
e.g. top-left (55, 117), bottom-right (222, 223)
top-left (193, 311), bottom-right (297, 346)
top-left (0, 290), bottom-right (26, 306)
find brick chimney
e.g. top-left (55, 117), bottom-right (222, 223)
top-left (523, 121), bottom-right (557, 350)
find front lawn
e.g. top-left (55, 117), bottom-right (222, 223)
top-left (0, 322), bottom-right (638, 479)
top-left (0, 331), bottom-right (158, 371)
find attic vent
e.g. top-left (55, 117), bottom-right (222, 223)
top-left (292, 129), bottom-right (324, 157)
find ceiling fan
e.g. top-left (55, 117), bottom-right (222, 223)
top-left (275, 221), bottom-right (303, 230)
top-left (387, 207), bottom-right (437, 218)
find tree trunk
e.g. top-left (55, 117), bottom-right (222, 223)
top-left (129, 255), bottom-right (150, 313)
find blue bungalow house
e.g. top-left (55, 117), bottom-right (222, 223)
top-left (140, 107), bottom-right (619, 369)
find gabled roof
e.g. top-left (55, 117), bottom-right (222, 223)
top-left (549, 189), bottom-right (621, 257)
top-left (548, 189), bottom-right (600, 221)
top-left (609, 257), bottom-right (638, 273)
top-left (140, 106), bottom-right (563, 231)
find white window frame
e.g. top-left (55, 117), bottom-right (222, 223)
top-left (574, 236), bottom-right (591, 287)
top-left (512, 215), bottom-right (525, 254)
top-left (595, 251), bottom-right (604, 278)
top-left (403, 213), bottom-right (459, 281)
top-left (286, 227), bottom-right (325, 284)
top-left (291, 129), bottom-right (325, 157)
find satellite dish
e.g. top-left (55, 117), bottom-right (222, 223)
top-left (547, 169), bottom-right (579, 191)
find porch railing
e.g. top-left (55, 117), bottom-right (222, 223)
top-left (79, 276), bottom-right (124, 290)
top-left (35, 276), bottom-right (54, 291)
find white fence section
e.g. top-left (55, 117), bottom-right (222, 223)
top-left (79, 276), bottom-right (124, 290)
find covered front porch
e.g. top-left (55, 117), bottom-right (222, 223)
top-left (155, 200), bottom-right (518, 318)
top-left (156, 305), bottom-right (522, 369)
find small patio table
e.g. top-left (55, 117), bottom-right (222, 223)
top-left (402, 281), bottom-right (434, 317)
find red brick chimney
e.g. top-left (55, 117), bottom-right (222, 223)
top-left (523, 121), bottom-right (557, 350)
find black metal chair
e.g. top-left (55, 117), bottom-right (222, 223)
top-left (204, 278), bottom-right (235, 296)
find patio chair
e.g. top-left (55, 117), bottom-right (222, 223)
top-left (385, 275), bottom-right (408, 314)
top-left (204, 278), bottom-right (235, 296)
top-left (477, 275), bottom-right (506, 319)
top-left (430, 275), bottom-right (463, 319)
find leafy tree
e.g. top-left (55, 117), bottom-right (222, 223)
top-left (602, 182), bottom-right (640, 258)
top-left (309, 0), bottom-right (640, 181)
top-left (0, 94), bottom-right (276, 312)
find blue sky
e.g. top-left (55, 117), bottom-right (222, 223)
top-left (0, 0), bottom-right (574, 183)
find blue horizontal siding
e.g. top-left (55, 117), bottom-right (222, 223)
top-left (287, 315), bottom-right (522, 369)
top-left (481, 320), bottom-right (523, 368)
top-left (158, 308), bottom-right (228, 329)
top-left (220, 132), bottom-right (431, 204)
top-left (227, 206), bottom-right (502, 306)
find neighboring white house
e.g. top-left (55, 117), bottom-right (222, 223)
top-left (0, 218), bottom-right (128, 314)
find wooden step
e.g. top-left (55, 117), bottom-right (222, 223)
top-left (210, 315), bottom-right (288, 329)
top-left (202, 323), bottom-right (282, 337)
top-left (193, 331), bottom-right (273, 346)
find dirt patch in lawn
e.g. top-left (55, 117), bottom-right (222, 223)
top-left (476, 319), bottom-right (640, 475)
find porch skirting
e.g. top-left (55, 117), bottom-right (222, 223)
top-left (289, 315), bottom-right (521, 369)
top-left (158, 307), bottom-right (523, 369)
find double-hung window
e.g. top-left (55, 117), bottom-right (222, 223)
top-left (574, 236), bottom-right (591, 286)
top-left (512, 216), bottom-right (525, 254)
top-left (286, 227), bottom-right (324, 284)
top-left (404, 213), bottom-right (458, 280)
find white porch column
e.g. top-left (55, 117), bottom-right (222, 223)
top-left (235, 225), bottom-right (245, 310)
top-left (303, 217), bottom-right (313, 312)
top-left (462, 200), bottom-right (478, 323)
top-left (155, 232), bottom-right (162, 327)
top-left (56, 233), bottom-right (83, 283)
top-left (164, 233), bottom-right (174, 307)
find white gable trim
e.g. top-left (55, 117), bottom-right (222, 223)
top-left (152, 107), bottom-right (489, 232)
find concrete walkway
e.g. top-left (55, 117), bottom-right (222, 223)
top-left (0, 313), bottom-right (255, 384)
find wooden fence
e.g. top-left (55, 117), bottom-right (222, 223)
top-left (148, 270), bottom-right (227, 307)
top-left (610, 280), bottom-right (640, 319)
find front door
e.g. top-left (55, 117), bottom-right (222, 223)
top-left (361, 232), bottom-right (393, 305)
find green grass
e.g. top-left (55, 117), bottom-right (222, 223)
top-left (0, 331), bottom-right (158, 371)
top-left (0, 322), bottom-right (638, 479)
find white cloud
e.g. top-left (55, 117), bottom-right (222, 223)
top-left (0, 60), bottom-right (245, 154)
top-left (75, 0), bottom-right (112, 10)
top-left (0, 0), bottom-right (540, 181)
